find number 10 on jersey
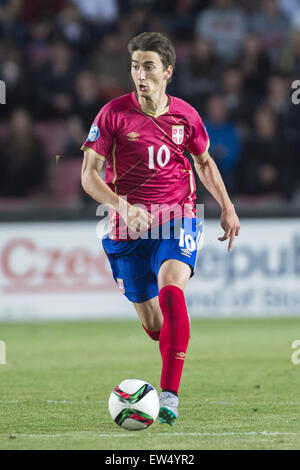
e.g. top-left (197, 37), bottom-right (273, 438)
top-left (148, 145), bottom-right (171, 169)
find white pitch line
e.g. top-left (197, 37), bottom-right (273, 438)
top-left (0, 400), bottom-right (20, 404)
top-left (46, 400), bottom-right (105, 405)
top-left (94, 431), bottom-right (298, 438)
top-left (0, 431), bottom-right (298, 439)
top-left (0, 400), bottom-right (105, 405)
top-left (202, 400), bottom-right (300, 406)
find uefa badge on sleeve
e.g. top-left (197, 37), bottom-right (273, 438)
top-left (87, 124), bottom-right (100, 142)
top-left (172, 125), bottom-right (184, 145)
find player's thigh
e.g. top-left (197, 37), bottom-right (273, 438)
top-left (157, 259), bottom-right (191, 291)
top-left (133, 296), bottom-right (163, 331)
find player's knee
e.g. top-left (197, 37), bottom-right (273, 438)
top-left (160, 279), bottom-right (184, 291)
top-left (158, 260), bottom-right (192, 292)
top-left (159, 285), bottom-right (187, 322)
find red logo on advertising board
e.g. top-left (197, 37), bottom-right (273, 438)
top-left (0, 238), bottom-right (115, 293)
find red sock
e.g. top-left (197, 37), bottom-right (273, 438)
top-left (158, 285), bottom-right (190, 394)
top-left (142, 324), bottom-right (160, 341)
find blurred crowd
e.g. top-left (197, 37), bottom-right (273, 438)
top-left (0, 0), bottom-right (300, 209)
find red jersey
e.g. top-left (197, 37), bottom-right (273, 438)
top-left (82, 92), bottom-right (209, 240)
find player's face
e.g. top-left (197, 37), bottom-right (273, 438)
top-left (131, 50), bottom-right (172, 99)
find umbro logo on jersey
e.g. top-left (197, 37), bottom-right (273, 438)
top-left (127, 132), bottom-right (140, 141)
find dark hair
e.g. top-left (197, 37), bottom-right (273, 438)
top-left (128, 32), bottom-right (176, 82)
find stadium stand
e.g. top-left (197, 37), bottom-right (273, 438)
top-left (0, 0), bottom-right (299, 216)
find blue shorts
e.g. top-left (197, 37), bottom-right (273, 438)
top-left (102, 217), bottom-right (203, 303)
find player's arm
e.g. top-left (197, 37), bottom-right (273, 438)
top-left (81, 151), bottom-right (118, 209)
top-left (81, 150), bottom-right (152, 231)
top-left (192, 151), bottom-right (240, 251)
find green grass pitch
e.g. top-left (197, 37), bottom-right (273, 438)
top-left (0, 317), bottom-right (299, 450)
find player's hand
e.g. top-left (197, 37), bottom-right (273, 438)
top-left (218, 205), bottom-right (240, 252)
top-left (118, 198), bottom-right (153, 233)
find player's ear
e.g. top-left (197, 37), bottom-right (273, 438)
top-left (164, 65), bottom-right (173, 81)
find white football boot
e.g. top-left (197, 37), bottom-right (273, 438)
top-left (159, 391), bottom-right (179, 426)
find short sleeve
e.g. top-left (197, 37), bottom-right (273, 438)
top-left (81, 103), bottom-right (114, 161)
top-left (187, 109), bottom-right (210, 157)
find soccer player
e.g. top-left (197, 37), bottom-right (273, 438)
top-left (81, 32), bottom-right (240, 426)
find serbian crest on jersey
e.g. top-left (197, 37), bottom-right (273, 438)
top-left (172, 125), bottom-right (184, 145)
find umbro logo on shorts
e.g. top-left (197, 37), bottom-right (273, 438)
top-left (180, 248), bottom-right (192, 258)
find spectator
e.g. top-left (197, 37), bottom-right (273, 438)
top-left (280, 25), bottom-right (300, 76)
top-left (51, 1), bottom-right (94, 55)
top-left (177, 37), bottom-right (219, 107)
top-left (158, 0), bottom-right (209, 15)
top-left (119, 0), bottom-right (160, 14)
top-left (0, 40), bottom-right (34, 118)
top-left (0, 0), bottom-right (20, 21)
top-left (248, 0), bottom-right (290, 63)
top-left (86, 33), bottom-right (132, 101)
top-left (265, 73), bottom-right (293, 127)
top-left (238, 33), bottom-right (272, 99)
top-left (278, 0), bottom-right (300, 20)
top-left (121, 6), bottom-right (161, 39)
top-left (163, 0), bottom-right (197, 40)
top-left (237, 106), bottom-right (286, 199)
top-left (195, 0), bottom-right (247, 63)
top-left (19, 0), bottom-right (66, 23)
top-left (292, 6), bottom-right (300, 28)
top-left (36, 39), bottom-right (79, 118)
top-left (71, 0), bottom-right (118, 37)
top-left (0, 109), bottom-right (47, 197)
top-left (62, 115), bottom-right (87, 158)
top-left (74, 70), bottom-right (105, 132)
top-left (26, 21), bottom-right (52, 70)
top-left (265, 72), bottom-right (300, 172)
top-left (204, 94), bottom-right (240, 194)
top-left (72, 0), bottom-right (118, 22)
top-left (221, 66), bottom-right (254, 131)
top-left (238, 0), bottom-right (261, 15)
top-left (0, 0), bottom-right (25, 43)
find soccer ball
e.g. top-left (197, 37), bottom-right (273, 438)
top-left (108, 379), bottom-right (160, 431)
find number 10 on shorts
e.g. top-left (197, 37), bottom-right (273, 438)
top-left (179, 228), bottom-right (201, 252)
